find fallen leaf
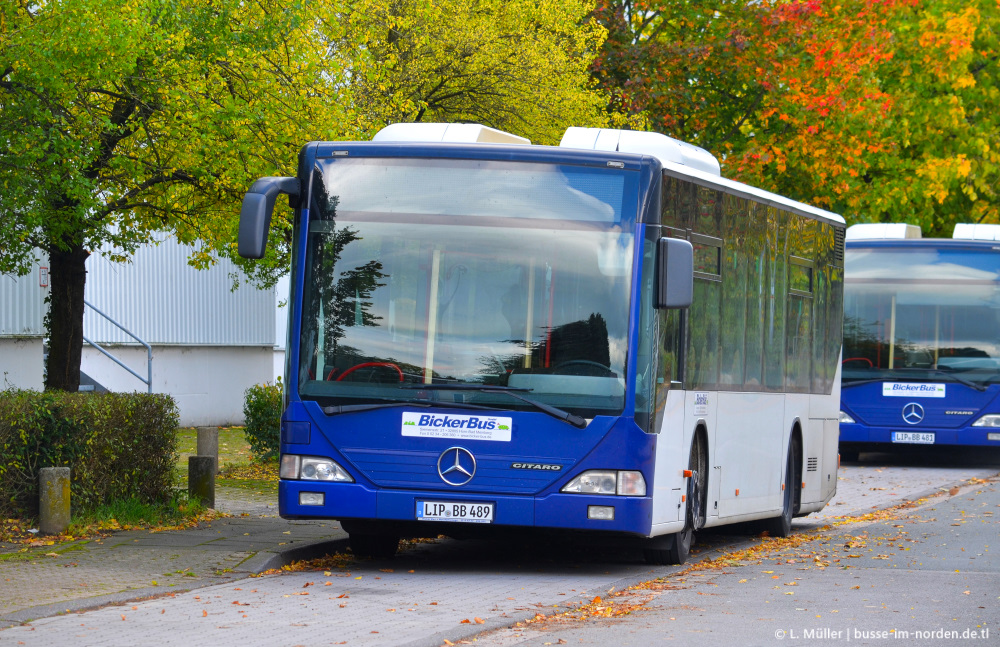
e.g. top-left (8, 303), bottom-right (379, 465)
top-left (474, 617), bottom-right (485, 624)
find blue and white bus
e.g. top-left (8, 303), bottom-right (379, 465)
top-left (238, 123), bottom-right (845, 564)
top-left (839, 223), bottom-right (1000, 460)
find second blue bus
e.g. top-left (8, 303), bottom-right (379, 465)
top-left (840, 223), bottom-right (1000, 460)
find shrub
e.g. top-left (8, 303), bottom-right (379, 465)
top-left (243, 379), bottom-right (282, 461)
top-left (0, 389), bottom-right (179, 518)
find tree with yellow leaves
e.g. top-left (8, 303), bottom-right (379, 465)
top-left (331, 0), bottom-right (609, 145)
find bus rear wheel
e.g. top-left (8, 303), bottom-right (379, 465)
top-left (763, 435), bottom-right (801, 538)
top-left (349, 532), bottom-right (400, 559)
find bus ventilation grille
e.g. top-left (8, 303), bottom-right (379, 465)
top-left (833, 227), bottom-right (845, 263)
top-left (806, 457), bottom-right (818, 472)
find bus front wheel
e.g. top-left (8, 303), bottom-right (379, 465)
top-left (644, 435), bottom-right (706, 565)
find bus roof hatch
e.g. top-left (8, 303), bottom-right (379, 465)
top-left (373, 123), bottom-right (530, 145)
top-left (845, 223), bottom-right (922, 240)
top-left (559, 127), bottom-right (721, 176)
top-left (952, 223), bottom-right (1000, 241)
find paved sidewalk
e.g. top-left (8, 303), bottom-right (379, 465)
top-left (1, 454), bottom-right (995, 632)
top-left (0, 488), bottom-right (348, 628)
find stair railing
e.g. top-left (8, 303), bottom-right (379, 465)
top-left (83, 299), bottom-right (152, 394)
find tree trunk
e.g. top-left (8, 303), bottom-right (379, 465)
top-left (45, 244), bottom-right (90, 392)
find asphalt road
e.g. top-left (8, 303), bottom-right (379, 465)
top-left (1, 448), bottom-right (997, 647)
top-left (473, 465), bottom-right (1000, 646)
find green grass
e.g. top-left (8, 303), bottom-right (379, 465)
top-left (0, 493), bottom-right (213, 545)
top-left (175, 426), bottom-right (256, 465)
top-left (175, 427), bottom-right (278, 495)
top-left (69, 493), bottom-right (207, 533)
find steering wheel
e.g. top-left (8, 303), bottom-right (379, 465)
top-left (842, 357), bottom-right (874, 368)
top-left (554, 359), bottom-right (615, 376)
top-left (334, 362), bottom-right (404, 382)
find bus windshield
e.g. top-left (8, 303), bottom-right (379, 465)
top-left (843, 245), bottom-right (1000, 386)
top-left (296, 157), bottom-right (637, 418)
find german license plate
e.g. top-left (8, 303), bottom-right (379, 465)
top-left (892, 431), bottom-right (935, 444)
top-left (416, 501), bottom-right (494, 523)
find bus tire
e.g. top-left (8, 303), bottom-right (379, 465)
top-left (839, 447), bottom-right (859, 463)
top-left (644, 434), bottom-right (705, 565)
top-left (764, 435), bottom-right (801, 538)
top-left (349, 532), bottom-right (400, 559)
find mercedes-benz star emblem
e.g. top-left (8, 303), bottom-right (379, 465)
top-left (437, 447), bottom-right (476, 486)
top-left (902, 402), bottom-right (925, 425)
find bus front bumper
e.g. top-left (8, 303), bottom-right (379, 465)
top-left (277, 480), bottom-right (654, 536)
top-left (840, 423), bottom-right (1000, 447)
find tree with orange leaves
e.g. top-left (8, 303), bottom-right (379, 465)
top-left (592, 0), bottom-right (1000, 236)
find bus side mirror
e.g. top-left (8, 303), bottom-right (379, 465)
top-left (238, 176), bottom-right (301, 259)
top-left (656, 237), bottom-right (693, 309)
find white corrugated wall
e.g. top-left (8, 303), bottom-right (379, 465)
top-left (84, 238), bottom-right (275, 346)
top-left (0, 254), bottom-right (48, 337)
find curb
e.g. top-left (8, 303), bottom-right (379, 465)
top-left (239, 537), bottom-right (352, 574)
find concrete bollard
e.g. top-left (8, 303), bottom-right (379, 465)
top-left (196, 426), bottom-right (220, 474)
top-left (39, 467), bottom-right (71, 535)
top-left (188, 455), bottom-right (215, 509)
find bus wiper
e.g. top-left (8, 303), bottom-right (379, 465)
top-left (841, 378), bottom-right (885, 389)
top-left (400, 384), bottom-right (588, 429)
top-left (842, 370), bottom-right (986, 392)
top-left (896, 368), bottom-right (987, 392)
top-left (323, 401), bottom-right (433, 416)
top-left (323, 397), bottom-right (513, 416)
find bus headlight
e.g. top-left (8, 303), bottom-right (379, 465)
top-left (561, 470), bottom-right (646, 496)
top-left (972, 415), bottom-right (1000, 428)
top-left (280, 455), bottom-right (355, 482)
top-left (839, 411), bottom-right (856, 424)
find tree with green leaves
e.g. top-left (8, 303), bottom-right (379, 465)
top-left (1, 0), bottom-right (352, 391)
top-left (1, 0), bottom-right (609, 392)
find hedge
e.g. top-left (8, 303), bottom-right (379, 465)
top-left (0, 389), bottom-right (179, 518)
top-left (242, 380), bottom-right (282, 461)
